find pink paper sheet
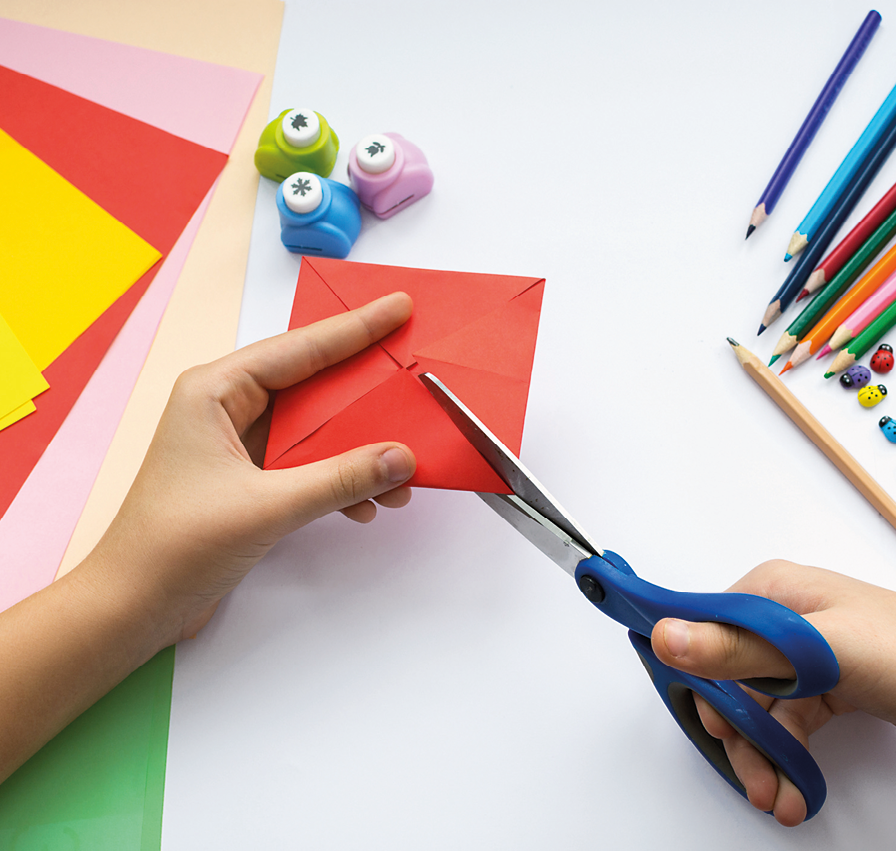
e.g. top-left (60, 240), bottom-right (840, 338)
top-left (0, 18), bottom-right (260, 153)
top-left (0, 20), bottom-right (260, 613)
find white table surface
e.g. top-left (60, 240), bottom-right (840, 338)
top-left (162, 2), bottom-right (896, 846)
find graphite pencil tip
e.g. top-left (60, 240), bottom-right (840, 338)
top-left (726, 337), bottom-right (739, 347)
top-left (745, 224), bottom-right (756, 239)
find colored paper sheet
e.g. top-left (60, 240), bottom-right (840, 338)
top-left (0, 129), bottom-right (161, 371)
top-left (0, 17), bottom-right (260, 154)
top-left (264, 258), bottom-right (545, 492)
top-left (0, 311), bottom-right (48, 422)
top-left (56, 0), bottom-right (283, 580)
top-left (0, 191), bottom-right (213, 615)
top-left (0, 64), bottom-right (229, 519)
top-left (0, 646), bottom-right (175, 849)
top-left (0, 402), bottom-right (35, 430)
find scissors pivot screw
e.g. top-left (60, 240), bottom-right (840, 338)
top-left (576, 575), bottom-right (605, 605)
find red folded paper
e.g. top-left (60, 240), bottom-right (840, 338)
top-left (0, 65), bottom-right (228, 517)
top-left (264, 258), bottom-right (545, 492)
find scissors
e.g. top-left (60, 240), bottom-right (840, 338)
top-left (420, 373), bottom-right (840, 820)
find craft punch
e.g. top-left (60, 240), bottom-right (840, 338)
top-left (276, 172), bottom-right (361, 259)
top-left (347, 133), bottom-right (433, 219)
top-left (255, 108), bottom-right (339, 181)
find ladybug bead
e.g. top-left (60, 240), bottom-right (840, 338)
top-left (880, 416), bottom-right (896, 443)
top-left (840, 364), bottom-right (872, 389)
top-left (870, 343), bottom-right (894, 374)
top-left (858, 384), bottom-right (887, 407)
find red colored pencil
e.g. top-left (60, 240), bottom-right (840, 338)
top-left (800, 180), bottom-right (896, 300)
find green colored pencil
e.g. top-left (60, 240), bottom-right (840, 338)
top-left (825, 298), bottom-right (896, 375)
top-left (770, 205), bottom-right (896, 365)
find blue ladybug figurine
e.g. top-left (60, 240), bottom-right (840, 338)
top-left (880, 416), bottom-right (896, 443)
top-left (840, 364), bottom-right (872, 389)
top-left (276, 172), bottom-right (361, 258)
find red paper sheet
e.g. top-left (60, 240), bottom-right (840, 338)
top-left (0, 66), bottom-right (228, 517)
top-left (264, 258), bottom-right (545, 491)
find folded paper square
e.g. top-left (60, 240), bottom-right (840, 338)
top-left (264, 258), bottom-right (545, 492)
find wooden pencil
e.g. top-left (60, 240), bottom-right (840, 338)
top-left (746, 10), bottom-right (881, 239)
top-left (825, 299), bottom-right (896, 375)
top-left (801, 180), bottom-right (896, 298)
top-left (758, 109), bottom-right (896, 335)
top-left (728, 338), bottom-right (896, 531)
top-left (786, 76), bottom-right (896, 261)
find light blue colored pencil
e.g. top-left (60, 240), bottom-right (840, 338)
top-left (786, 80), bottom-right (896, 261)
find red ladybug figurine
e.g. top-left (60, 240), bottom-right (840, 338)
top-left (870, 343), bottom-right (894, 374)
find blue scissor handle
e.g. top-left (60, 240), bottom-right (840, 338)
top-left (574, 551), bottom-right (839, 699)
top-left (628, 631), bottom-right (827, 820)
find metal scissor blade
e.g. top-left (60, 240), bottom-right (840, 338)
top-left (419, 372), bottom-right (602, 557)
top-left (478, 492), bottom-right (593, 577)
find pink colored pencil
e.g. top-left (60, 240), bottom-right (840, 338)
top-left (825, 271), bottom-right (896, 352)
top-left (800, 180), bottom-right (896, 300)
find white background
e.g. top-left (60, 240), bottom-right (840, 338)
top-left (163, 1), bottom-right (896, 847)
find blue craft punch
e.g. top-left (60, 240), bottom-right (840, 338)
top-left (276, 172), bottom-right (362, 258)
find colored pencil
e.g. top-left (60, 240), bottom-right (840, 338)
top-left (772, 205), bottom-right (896, 367)
top-left (778, 238), bottom-right (896, 370)
top-left (747, 10), bottom-right (881, 240)
top-left (758, 107), bottom-right (896, 334)
top-left (825, 298), bottom-right (896, 375)
top-left (786, 76), bottom-right (896, 262)
top-left (801, 178), bottom-right (896, 299)
top-left (827, 271), bottom-right (896, 351)
top-left (728, 338), bottom-right (896, 530)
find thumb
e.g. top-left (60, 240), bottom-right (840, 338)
top-left (651, 617), bottom-right (795, 683)
top-left (261, 443), bottom-right (416, 536)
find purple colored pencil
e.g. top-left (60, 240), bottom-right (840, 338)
top-left (746, 10), bottom-right (881, 239)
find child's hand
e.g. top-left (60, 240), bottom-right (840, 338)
top-left (95, 291), bottom-right (417, 645)
top-left (651, 560), bottom-right (896, 826)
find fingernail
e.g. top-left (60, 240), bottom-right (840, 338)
top-left (380, 447), bottom-right (412, 483)
top-left (664, 619), bottom-right (690, 658)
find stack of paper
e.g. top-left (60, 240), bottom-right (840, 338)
top-left (0, 5), bottom-right (282, 848)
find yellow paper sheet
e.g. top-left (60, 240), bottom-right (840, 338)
top-left (0, 310), bottom-right (48, 426)
top-left (0, 130), bottom-right (161, 372)
top-left (0, 402), bottom-right (35, 430)
top-left (0, 0), bottom-right (284, 578)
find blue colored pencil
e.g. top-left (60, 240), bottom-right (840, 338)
top-left (759, 102), bottom-right (896, 334)
top-left (786, 90), bottom-right (896, 259)
top-left (747, 10), bottom-right (880, 239)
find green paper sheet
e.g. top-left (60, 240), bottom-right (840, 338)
top-left (0, 646), bottom-right (175, 849)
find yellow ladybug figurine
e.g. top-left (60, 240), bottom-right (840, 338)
top-left (858, 384), bottom-right (887, 408)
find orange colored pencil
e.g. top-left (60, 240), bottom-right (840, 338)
top-left (780, 240), bottom-right (896, 371)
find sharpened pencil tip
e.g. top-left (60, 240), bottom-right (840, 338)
top-left (824, 371), bottom-right (834, 379)
top-left (757, 324), bottom-right (766, 336)
top-left (796, 289), bottom-right (809, 302)
top-left (745, 224), bottom-right (755, 239)
top-left (816, 345), bottom-right (831, 359)
top-left (727, 337), bottom-right (739, 347)
top-left (779, 363), bottom-right (792, 375)
top-left (769, 354), bottom-right (780, 366)
top-left (784, 253), bottom-right (792, 262)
